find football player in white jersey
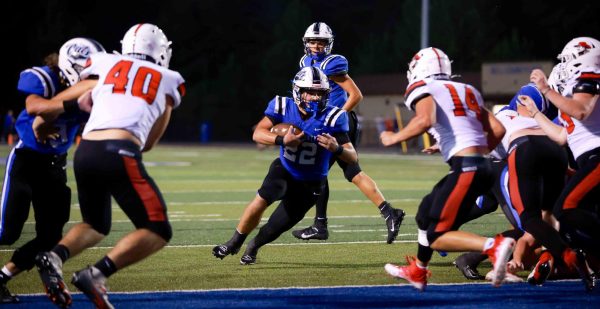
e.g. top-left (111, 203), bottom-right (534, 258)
top-left (519, 37), bottom-right (600, 290)
top-left (380, 47), bottom-right (514, 291)
top-left (35, 24), bottom-right (185, 308)
top-left (495, 83), bottom-right (593, 289)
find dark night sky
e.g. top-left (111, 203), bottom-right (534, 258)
top-left (3, 0), bottom-right (600, 141)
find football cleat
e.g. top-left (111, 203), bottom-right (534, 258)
top-left (212, 244), bottom-right (240, 259)
top-left (483, 235), bottom-right (515, 287)
top-left (384, 256), bottom-right (431, 291)
top-left (563, 249), bottom-right (595, 291)
top-left (453, 253), bottom-right (485, 280)
top-left (240, 255), bottom-right (257, 265)
top-left (0, 282), bottom-right (19, 304)
top-left (527, 251), bottom-right (554, 286)
top-left (384, 208), bottom-right (405, 244)
top-left (292, 225), bottom-right (329, 241)
top-left (35, 252), bottom-right (72, 308)
top-left (72, 266), bottom-right (114, 309)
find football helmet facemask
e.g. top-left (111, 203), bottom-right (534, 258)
top-left (303, 22), bottom-right (334, 56)
top-left (292, 67), bottom-right (330, 115)
top-left (407, 47), bottom-right (452, 85)
top-left (548, 63), bottom-right (566, 95)
top-left (58, 38), bottom-right (105, 86)
top-left (121, 23), bottom-right (172, 68)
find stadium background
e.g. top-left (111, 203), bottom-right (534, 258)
top-left (4, 0), bottom-right (600, 145)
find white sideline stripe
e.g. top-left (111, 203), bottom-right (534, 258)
top-left (0, 240), bottom-right (418, 252)
top-left (64, 198), bottom-right (419, 207)
top-left (167, 198), bottom-right (419, 205)
top-left (22, 214), bottom-right (418, 225)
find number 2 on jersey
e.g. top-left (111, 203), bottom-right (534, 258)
top-left (444, 84), bottom-right (481, 120)
top-left (104, 60), bottom-right (163, 104)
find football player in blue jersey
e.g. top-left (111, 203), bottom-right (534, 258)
top-left (293, 22), bottom-right (405, 243)
top-left (0, 38), bottom-right (104, 303)
top-left (213, 66), bottom-right (358, 265)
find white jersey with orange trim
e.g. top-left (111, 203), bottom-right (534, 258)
top-left (404, 78), bottom-right (487, 161)
top-left (80, 53), bottom-right (185, 148)
top-left (557, 69), bottom-right (600, 160)
top-left (495, 109), bottom-right (539, 152)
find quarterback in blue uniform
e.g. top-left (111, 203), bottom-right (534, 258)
top-left (0, 38), bottom-right (104, 303)
top-left (293, 22), bottom-right (404, 244)
top-left (213, 67), bottom-right (358, 265)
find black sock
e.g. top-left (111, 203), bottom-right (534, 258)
top-left (378, 201), bottom-right (392, 217)
top-left (417, 244), bottom-right (434, 264)
top-left (227, 230), bottom-right (247, 248)
top-left (462, 251), bottom-right (488, 266)
top-left (94, 256), bottom-right (118, 278)
top-left (314, 180), bottom-right (329, 218)
top-left (51, 244), bottom-right (70, 263)
top-left (314, 217), bottom-right (328, 228)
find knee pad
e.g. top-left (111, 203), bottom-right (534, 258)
top-left (147, 221), bottom-right (173, 242)
top-left (343, 163), bottom-right (362, 182)
top-left (418, 229), bottom-right (429, 246)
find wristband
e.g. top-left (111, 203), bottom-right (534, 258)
top-left (274, 135), bottom-right (284, 146)
top-left (334, 144), bottom-right (344, 156)
top-left (63, 99), bottom-right (79, 113)
top-left (531, 111), bottom-right (539, 118)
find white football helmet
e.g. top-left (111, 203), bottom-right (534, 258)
top-left (407, 47), bottom-right (452, 85)
top-left (557, 37), bottom-right (600, 64)
top-left (292, 67), bottom-right (330, 115)
top-left (58, 38), bottom-right (105, 86)
top-left (302, 22), bottom-right (334, 56)
top-left (121, 23), bottom-right (172, 68)
top-left (560, 51), bottom-right (600, 83)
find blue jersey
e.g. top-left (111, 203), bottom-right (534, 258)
top-left (265, 96), bottom-right (349, 181)
top-left (299, 54), bottom-right (349, 108)
top-left (15, 66), bottom-right (85, 154)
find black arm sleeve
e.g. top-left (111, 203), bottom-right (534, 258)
top-left (332, 132), bottom-right (350, 145)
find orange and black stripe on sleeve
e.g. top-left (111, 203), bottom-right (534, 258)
top-left (404, 80), bottom-right (426, 99)
top-left (177, 83), bottom-right (186, 97)
top-left (579, 72), bottom-right (600, 80)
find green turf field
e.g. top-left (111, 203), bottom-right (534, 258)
top-left (0, 144), bottom-right (516, 294)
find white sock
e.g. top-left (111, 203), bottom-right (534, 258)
top-left (1, 266), bottom-right (13, 278)
top-left (482, 237), bottom-right (495, 251)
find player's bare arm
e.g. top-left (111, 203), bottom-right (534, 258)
top-left (143, 95), bottom-right (174, 152)
top-left (530, 69), bottom-right (597, 120)
top-left (480, 107), bottom-right (505, 151)
top-left (252, 117), bottom-right (304, 147)
top-left (380, 95), bottom-right (435, 146)
top-left (26, 79), bottom-right (98, 119)
top-left (519, 95), bottom-right (567, 145)
top-left (316, 133), bottom-right (357, 164)
top-left (330, 74), bottom-right (363, 112)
